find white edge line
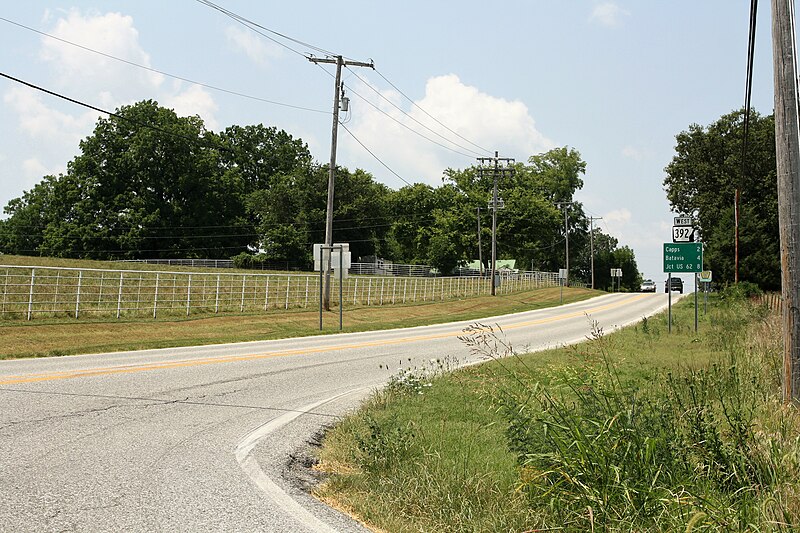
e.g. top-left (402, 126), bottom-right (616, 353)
top-left (234, 388), bottom-right (368, 533)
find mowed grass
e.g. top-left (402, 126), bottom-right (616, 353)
top-left (315, 293), bottom-right (800, 532)
top-left (0, 278), bottom-right (599, 358)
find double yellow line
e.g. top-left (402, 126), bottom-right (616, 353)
top-left (0, 294), bottom-right (648, 386)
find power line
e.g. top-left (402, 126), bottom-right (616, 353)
top-left (0, 16), bottom-right (329, 115)
top-left (345, 67), bottom-right (487, 157)
top-left (0, 71), bottom-right (233, 153)
top-left (374, 68), bottom-right (493, 155)
top-left (194, 0), bottom-right (333, 58)
top-left (192, 2), bottom-right (481, 161)
top-left (338, 122), bottom-right (412, 186)
top-left (342, 79), bottom-right (476, 159)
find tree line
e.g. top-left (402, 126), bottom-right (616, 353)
top-left (0, 100), bottom-right (640, 290)
top-left (663, 109), bottom-right (779, 290)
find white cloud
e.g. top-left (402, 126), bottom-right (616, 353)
top-left (590, 2), bottom-right (630, 27)
top-left (40, 9), bottom-right (163, 101)
top-left (22, 158), bottom-right (60, 179)
top-left (163, 84), bottom-right (219, 131)
top-left (225, 25), bottom-right (282, 66)
top-left (343, 74), bottom-right (553, 186)
top-left (1, 9), bottom-right (223, 213)
top-left (621, 145), bottom-right (653, 161)
top-left (4, 87), bottom-right (99, 143)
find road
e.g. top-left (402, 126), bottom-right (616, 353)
top-left (0, 292), bottom-right (674, 532)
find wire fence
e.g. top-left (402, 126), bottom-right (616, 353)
top-left (0, 265), bottom-right (563, 321)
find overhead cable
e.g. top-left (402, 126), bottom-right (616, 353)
top-left (0, 16), bottom-right (328, 114)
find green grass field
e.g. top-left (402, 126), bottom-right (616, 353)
top-left (315, 293), bottom-right (799, 532)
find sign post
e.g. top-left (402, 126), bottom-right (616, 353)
top-left (558, 268), bottom-right (567, 304)
top-left (663, 242), bottom-right (703, 333)
top-left (318, 244), bottom-right (345, 331)
top-left (699, 270), bottom-right (712, 315)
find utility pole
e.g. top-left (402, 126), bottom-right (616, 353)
top-left (772, 0), bottom-right (800, 404)
top-left (588, 216), bottom-right (603, 290)
top-left (556, 202), bottom-right (572, 287)
top-left (477, 152), bottom-right (515, 295)
top-left (477, 207), bottom-right (483, 276)
top-left (308, 55), bottom-right (373, 310)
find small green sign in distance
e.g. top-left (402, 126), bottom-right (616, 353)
top-left (663, 242), bottom-right (703, 273)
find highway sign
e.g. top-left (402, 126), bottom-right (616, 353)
top-left (674, 216), bottom-right (694, 226)
top-left (558, 268), bottom-right (567, 279)
top-left (699, 270), bottom-right (713, 282)
top-left (610, 268), bottom-right (622, 277)
top-left (672, 226), bottom-right (695, 242)
top-left (663, 242), bottom-right (703, 273)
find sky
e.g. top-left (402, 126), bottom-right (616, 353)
top-left (0, 1), bottom-right (783, 284)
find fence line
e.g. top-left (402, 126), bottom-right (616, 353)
top-left (0, 265), bottom-right (563, 321)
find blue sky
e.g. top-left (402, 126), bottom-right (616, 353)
top-left (0, 1), bottom-right (781, 282)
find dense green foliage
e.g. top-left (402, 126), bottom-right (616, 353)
top-left (1, 100), bottom-right (640, 283)
top-left (664, 109), bottom-right (779, 289)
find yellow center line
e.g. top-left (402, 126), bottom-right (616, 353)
top-left (0, 294), bottom-right (649, 386)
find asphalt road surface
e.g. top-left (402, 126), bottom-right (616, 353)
top-left (0, 292), bottom-right (675, 532)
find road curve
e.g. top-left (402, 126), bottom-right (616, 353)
top-left (0, 292), bottom-right (674, 532)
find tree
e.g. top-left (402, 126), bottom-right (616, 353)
top-left (664, 109), bottom-right (779, 289)
top-left (245, 164), bottom-right (392, 268)
top-left (1, 100), bottom-right (253, 259)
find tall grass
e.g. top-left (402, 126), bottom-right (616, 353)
top-left (471, 299), bottom-right (800, 531)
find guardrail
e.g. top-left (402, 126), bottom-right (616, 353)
top-left (0, 265), bottom-right (562, 321)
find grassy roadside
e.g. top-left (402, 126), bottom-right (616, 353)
top-left (315, 292), bottom-right (800, 532)
top-left (0, 285), bottom-right (599, 359)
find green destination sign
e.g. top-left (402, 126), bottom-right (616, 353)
top-left (663, 242), bottom-right (703, 273)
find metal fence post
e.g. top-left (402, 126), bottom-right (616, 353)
top-left (305, 276), bottom-right (310, 308)
top-left (53, 272), bottom-right (61, 313)
top-left (27, 268), bottom-right (36, 320)
top-left (75, 270), bottom-right (82, 319)
top-left (367, 279), bottom-right (372, 306)
top-left (285, 276), bottom-right (290, 309)
top-left (380, 278), bottom-right (385, 306)
top-left (264, 277), bottom-right (270, 311)
top-left (153, 273), bottom-right (160, 319)
top-left (98, 272), bottom-right (105, 310)
top-left (353, 278), bottom-right (358, 306)
top-left (116, 273), bottom-right (124, 319)
top-left (186, 274), bottom-right (192, 317)
top-left (1, 268), bottom-right (8, 315)
top-left (215, 274), bottom-right (221, 313)
top-left (403, 278), bottom-right (407, 303)
top-left (240, 275), bottom-right (247, 312)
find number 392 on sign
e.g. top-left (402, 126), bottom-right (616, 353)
top-left (672, 226), bottom-right (695, 242)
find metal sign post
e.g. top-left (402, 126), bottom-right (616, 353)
top-left (694, 273), bottom-right (698, 333)
top-left (558, 268), bottom-right (567, 304)
top-left (668, 273), bottom-right (672, 333)
top-left (318, 245), bottom-right (344, 331)
top-left (663, 242), bottom-right (704, 334)
top-left (699, 270), bottom-right (712, 316)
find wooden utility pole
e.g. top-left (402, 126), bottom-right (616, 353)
top-left (589, 216), bottom-right (603, 290)
top-left (772, 0), bottom-right (800, 404)
top-left (477, 207), bottom-right (483, 276)
top-left (477, 152), bottom-right (515, 295)
top-left (308, 55), bottom-right (373, 310)
top-left (556, 202), bottom-right (572, 287)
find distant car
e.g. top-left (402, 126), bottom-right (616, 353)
top-left (665, 277), bottom-right (684, 293)
top-left (640, 279), bottom-right (656, 292)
